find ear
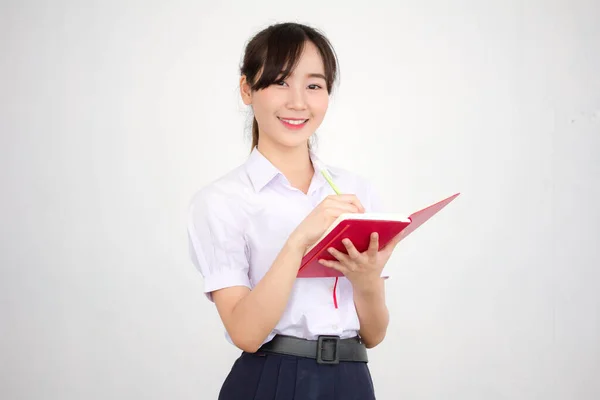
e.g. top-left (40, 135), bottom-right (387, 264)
top-left (240, 75), bottom-right (253, 106)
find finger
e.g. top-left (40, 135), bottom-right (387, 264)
top-left (347, 195), bottom-right (366, 213)
top-left (366, 232), bottom-right (379, 259)
top-left (325, 201), bottom-right (361, 215)
top-left (327, 194), bottom-right (365, 213)
top-left (349, 197), bottom-right (366, 213)
top-left (341, 238), bottom-right (361, 259)
top-left (327, 246), bottom-right (350, 263)
top-left (318, 259), bottom-right (347, 274)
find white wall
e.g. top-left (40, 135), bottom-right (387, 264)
top-left (1, 0), bottom-right (599, 399)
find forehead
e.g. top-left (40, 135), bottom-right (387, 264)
top-left (289, 41), bottom-right (325, 74)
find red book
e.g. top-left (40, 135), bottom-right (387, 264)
top-left (297, 193), bottom-right (460, 278)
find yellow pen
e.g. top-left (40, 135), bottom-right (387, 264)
top-left (314, 159), bottom-right (341, 194)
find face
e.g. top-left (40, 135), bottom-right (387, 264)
top-left (240, 41), bottom-right (330, 150)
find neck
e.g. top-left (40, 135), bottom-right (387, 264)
top-left (257, 140), bottom-right (314, 187)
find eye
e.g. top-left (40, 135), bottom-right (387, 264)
top-left (274, 80), bottom-right (288, 87)
top-left (308, 84), bottom-right (323, 90)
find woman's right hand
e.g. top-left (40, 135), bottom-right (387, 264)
top-left (288, 194), bottom-right (366, 251)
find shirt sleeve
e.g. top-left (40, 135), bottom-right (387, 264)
top-left (365, 181), bottom-right (392, 279)
top-left (187, 192), bottom-right (251, 302)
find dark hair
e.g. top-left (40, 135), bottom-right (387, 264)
top-left (240, 22), bottom-right (339, 150)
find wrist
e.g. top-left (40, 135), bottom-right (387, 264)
top-left (287, 231), bottom-right (309, 253)
top-left (352, 275), bottom-right (384, 296)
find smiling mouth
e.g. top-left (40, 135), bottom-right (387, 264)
top-left (278, 117), bottom-right (309, 125)
top-left (278, 117), bottom-right (309, 130)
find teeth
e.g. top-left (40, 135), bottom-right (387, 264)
top-left (281, 119), bottom-right (307, 125)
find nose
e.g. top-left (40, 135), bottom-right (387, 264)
top-left (286, 86), bottom-right (307, 110)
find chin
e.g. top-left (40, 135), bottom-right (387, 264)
top-left (269, 129), bottom-right (312, 149)
top-left (279, 135), bottom-right (313, 149)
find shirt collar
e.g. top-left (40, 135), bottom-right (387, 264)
top-left (245, 147), bottom-right (337, 193)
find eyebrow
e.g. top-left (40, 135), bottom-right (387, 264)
top-left (307, 73), bottom-right (327, 80)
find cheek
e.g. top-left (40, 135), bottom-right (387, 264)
top-left (252, 90), bottom-right (278, 118)
top-left (311, 95), bottom-right (329, 118)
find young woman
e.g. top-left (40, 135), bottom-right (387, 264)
top-left (188, 22), bottom-right (403, 400)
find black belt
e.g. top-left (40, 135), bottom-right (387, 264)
top-left (256, 335), bottom-right (368, 364)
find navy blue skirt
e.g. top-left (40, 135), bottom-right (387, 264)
top-left (218, 350), bottom-right (376, 400)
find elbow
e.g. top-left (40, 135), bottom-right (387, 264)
top-left (237, 341), bottom-right (262, 354)
top-left (230, 334), bottom-right (263, 353)
top-left (364, 338), bottom-right (383, 349)
top-left (362, 331), bottom-right (387, 349)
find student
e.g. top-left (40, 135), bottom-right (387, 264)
top-left (187, 22), bottom-right (403, 400)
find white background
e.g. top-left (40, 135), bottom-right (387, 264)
top-left (1, 0), bottom-right (599, 399)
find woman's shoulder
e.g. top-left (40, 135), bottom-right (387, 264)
top-left (188, 164), bottom-right (254, 214)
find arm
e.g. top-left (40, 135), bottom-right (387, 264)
top-left (319, 232), bottom-right (400, 349)
top-left (208, 194), bottom-right (365, 353)
top-left (212, 237), bottom-right (305, 353)
top-left (353, 277), bottom-right (389, 348)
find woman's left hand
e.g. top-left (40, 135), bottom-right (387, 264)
top-left (318, 232), bottom-right (403, 291)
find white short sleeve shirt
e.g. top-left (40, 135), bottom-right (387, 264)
top-left (187, 147), bottom-right (389, 346)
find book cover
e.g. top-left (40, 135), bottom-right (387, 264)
top-left (297, 193), bottom-right (460, 278)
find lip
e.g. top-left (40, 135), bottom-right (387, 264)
top-left (278, 117), bottom-right (309, 130)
